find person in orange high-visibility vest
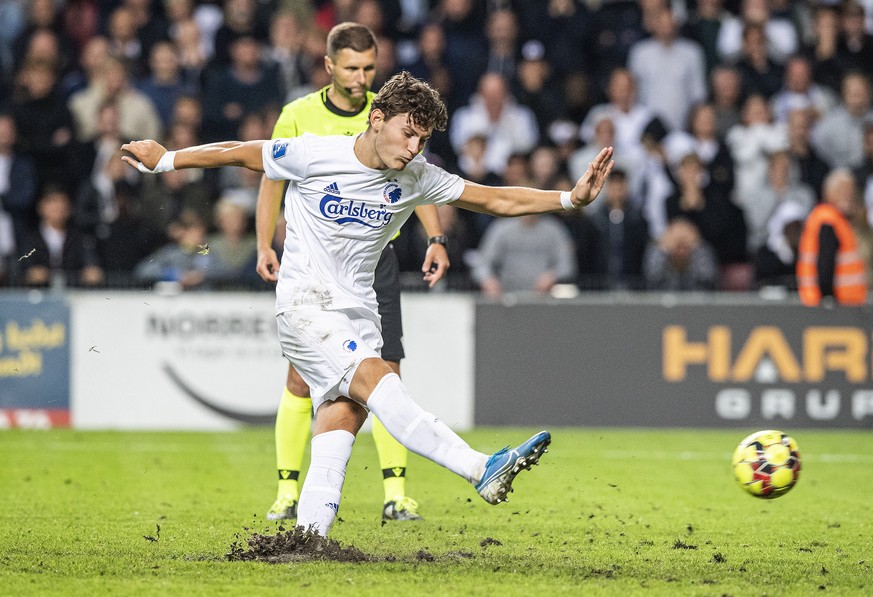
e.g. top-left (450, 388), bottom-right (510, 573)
top-left (797, 168), bottom-right (868, 306)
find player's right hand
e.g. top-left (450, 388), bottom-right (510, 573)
top-left (256, 248), bottom-right (280, 282)
top-left (120, 140), bottom-right (166, 172)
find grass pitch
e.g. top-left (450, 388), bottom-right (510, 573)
top-left (1, 428), bottom-right (871, 596)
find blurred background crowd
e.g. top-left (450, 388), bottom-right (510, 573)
top-left (1, 0), bottom-right (872, 297)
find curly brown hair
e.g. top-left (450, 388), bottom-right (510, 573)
top-left (371, 71), bottom-right (448, 132)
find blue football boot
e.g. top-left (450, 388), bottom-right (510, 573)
top-left (475, 431), bottom-right (551, 504)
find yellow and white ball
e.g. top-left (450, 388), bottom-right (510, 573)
top-left (732, 430), bottom-right (801, 499)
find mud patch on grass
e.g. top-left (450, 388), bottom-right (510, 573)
top-left (227, 526), bottom-right (376, 563)
top-left (226, 526), bottom-right (478, 564)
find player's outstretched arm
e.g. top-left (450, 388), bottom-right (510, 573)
top-left (120, 139), bottom-right (267, 173)
top-left (255, 175), bottom-right (285, 282)
top-left (453, 147), bottom-right (614, 216)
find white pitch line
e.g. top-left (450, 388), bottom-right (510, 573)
top-left (21, 441), bottom-right (873, 463)
top-left (601, 450), bottom-right (873, 463)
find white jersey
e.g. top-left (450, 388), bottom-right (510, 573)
top-left (262, 134), bottom-right (464, 322)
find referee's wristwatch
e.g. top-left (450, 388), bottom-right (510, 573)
top-left (427, 235), bottom-right (448, 248)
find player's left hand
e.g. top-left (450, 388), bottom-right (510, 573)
top-left (570, 146), bottom-right (615, 208)
top-left (422, 242), bottom-right (450, 288)
top-left (120, 140), bottom-right (167, 173)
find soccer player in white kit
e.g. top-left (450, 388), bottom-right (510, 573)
top-left (122, 72), bottom-right (615, 536)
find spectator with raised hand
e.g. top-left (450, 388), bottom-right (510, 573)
top-left (644, 217), bottom-right (718, 291)
top-left (449, 71), bottom-right (538, 177)
top-left (627, 4), bottom-right (707, 132)
top-left (811, 71), bottom-right (872, 170)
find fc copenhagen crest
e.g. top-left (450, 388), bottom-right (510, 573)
top-left (383, 181), bottom-right (402, 204)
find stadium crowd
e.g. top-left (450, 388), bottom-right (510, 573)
top-left (1, 0), bottom-right (873, 296)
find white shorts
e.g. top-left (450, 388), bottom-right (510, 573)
top-left (276, 308), bottom-right (382, 411)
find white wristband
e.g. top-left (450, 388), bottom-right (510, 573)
top-left (560, 190), bottom-right (575, 210)
top-left (136, 150), bottom-right (176, 174)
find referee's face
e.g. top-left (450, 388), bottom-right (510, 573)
top-left (326, 47), bottom-right (377, 110)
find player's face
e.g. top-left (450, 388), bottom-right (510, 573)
top-left (326, 47), bottom-right (377, 108)
top-left (373, 112), bottom-right (432, 170)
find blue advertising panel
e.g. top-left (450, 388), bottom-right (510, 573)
top-left (0, 293), bottom-right (70, 427)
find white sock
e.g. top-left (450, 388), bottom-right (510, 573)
top-left (296, 430), bottom-right (355, 536)
top-left (366, 373), bottom-right (488, 484)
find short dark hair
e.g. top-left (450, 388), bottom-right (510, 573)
top-left (371, 71), bottom-right (448, 132)
top-left (326, 22), bottom-right (377, 58)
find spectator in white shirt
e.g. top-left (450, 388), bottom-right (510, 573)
top-left (627, 5), bottom-right (707, 132)
top-left (449, 71), bottom-right (539, 176)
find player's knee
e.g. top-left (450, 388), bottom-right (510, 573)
top-left (348, 358), bottom-right (395, 403)
top-left (386, 360), bottom-right (401, 377)
top-left (313, 397), bottom-right (367, 435)
top-left (286, 365), bottom-right (311, 397)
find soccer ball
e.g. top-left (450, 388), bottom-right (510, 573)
top-left (732, 430), bottom-right (801, 499)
